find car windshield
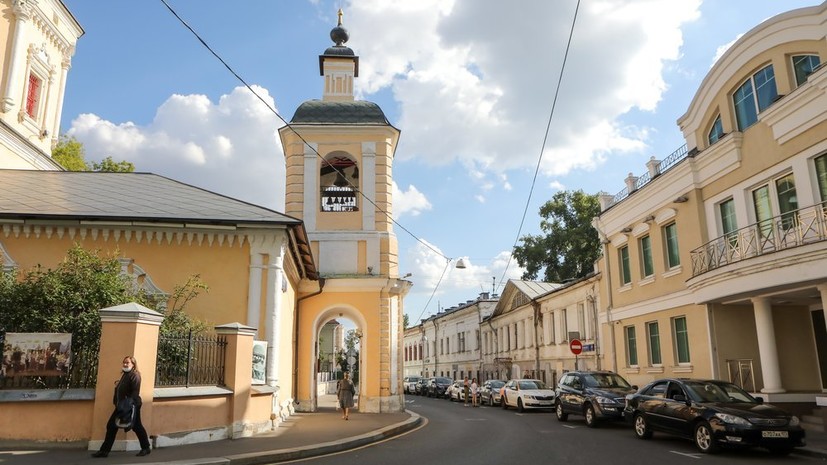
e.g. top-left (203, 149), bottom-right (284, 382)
top-left (583, 373), bottom-right (632, 389)
top-left (436, 377), bottom-right (451, 384)
top-left (683, 381), bottom-right (757, 403)
top-left (488, 381), bottom-right (505, 389)
top-left (518, 380), bottom-right (547, 390)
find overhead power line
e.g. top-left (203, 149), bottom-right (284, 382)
top-left (496, 0), bottom-right (582, 292)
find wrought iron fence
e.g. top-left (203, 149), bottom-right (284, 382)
top-left (608, 144), bottom-right (689, 208)
top-left (691, 201), bottom-right (827, 276)
top-left (0, 333), bottom-right (99, 390)
top-left (155, 330), bottom-right (227, 387)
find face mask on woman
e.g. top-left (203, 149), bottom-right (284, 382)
top-left (122, 366), bottom-right (133, 373)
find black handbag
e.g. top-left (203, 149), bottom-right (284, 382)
top-left (114, 397), bottom-right (135, 432)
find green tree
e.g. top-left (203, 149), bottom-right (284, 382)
top-left (403, 313), bottom-right (409, 329)
top-left (51, 135), bottom-right (88, 171)
top-left (52, 135), bottom-right (135, 172)
top-left (512, 190), bottom-right (602, 282)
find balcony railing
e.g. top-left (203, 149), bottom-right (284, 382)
top-left (609, 144), bottom-right (689, 207)
top-left (691, 201), bottom-right (827, 276)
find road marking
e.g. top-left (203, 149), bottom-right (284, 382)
top-left (670, 451), bottom-right (703, 459)
top-left (562, 425), bottom-right (578, 429)
top-left (465, 418), bottom-right (486, 421)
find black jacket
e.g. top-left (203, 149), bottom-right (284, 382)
top-left (113, 370), bottom-right (142, 407)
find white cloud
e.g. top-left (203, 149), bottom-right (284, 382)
top-left (393, 181), bottom-right (432, 217)
top-left (711, 34), bottom-right (743, 67)
top-left (68, 86), bottom-right (286, 210)
top-left (345, 0), bottom-right (701, 180)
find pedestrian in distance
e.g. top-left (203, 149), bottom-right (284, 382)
top-left (463, 376), bottom-right (470, 406)
top-left (338, 371), bottom-right (356, 420)
top-left (92, 355), bottom-right (151, 458)
top-left (471, 378), bottom-right (479, 407)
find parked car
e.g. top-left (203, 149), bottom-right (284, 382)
top-left (623, 378), bottom-right (806, 455)
top-left (427, 377), bottom-right (453, 398)
top-left (403, 376), bottom-right (422, 394)
top-left (480, 379), bottom-right (505, 406)
top-left (555, 370), bottom-right (637, 427)
top-left (414, 377), bottom-right (432, 396)
top-left (447, 380), bottom-right (466, 402)
top-left (501, 379), bottom-right (555, 412)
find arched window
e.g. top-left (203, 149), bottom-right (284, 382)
top-left (320, 152), bottom-right (359, 212)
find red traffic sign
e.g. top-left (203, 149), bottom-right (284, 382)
top-left (570, 339), bottom-right (583, 355)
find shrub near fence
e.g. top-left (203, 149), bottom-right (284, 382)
top-left (156, 330), bottom-right (227, 387)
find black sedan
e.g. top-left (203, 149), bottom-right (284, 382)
top-left (623, 378), bottom-right (805, 455)
top-left (427, 377), bottom-right (453, 398)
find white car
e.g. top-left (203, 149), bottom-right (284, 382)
top-left (501, 379), bottom-right (555, 412)
top-left (403, 376), bottom-right (422, 394)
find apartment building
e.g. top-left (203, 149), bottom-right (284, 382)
top-left (594, 3), bottom-right (827, 412)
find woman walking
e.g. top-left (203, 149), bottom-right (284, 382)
top-left (92, 355), bottom-right (151, 458)
top-left (337, 371), bottom-right (356, 420)
top-left (471, 378), bottom-right (479, 407)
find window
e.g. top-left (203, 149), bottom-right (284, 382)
top-left (752, 185), bottom-right (773, 238)
top-left (646, 321), bottom-right (662, 365)
top-left (320, 152), bottom-right (359, 212)
top-left (25, 73), bottom-right (42, 119)
top-left (708, 114), bottom-right (724, 145)
top-left (640, 235), bottom-right (653, 278)
top-left (775, 173), bottom-right (798, 229)
top-left (625, 326), bottom-right (638, 366)
top-left (673, 316), bottom-right (690, 364)
top-left (816, 154), bottom-right (827, 202)
top-left (733, 64), bottom-right (777, 131)
top-left (619, 245), bottom-right (631, 285)
top-left (664, 223), bottom-right (680, 268)
top-left (793, 54), bottom-right (821, 86)
top-left (720, 198), bottom-right (738, 247)
top-left (561, 309), bottom-right (568, 341)
top-left (577, 303), bottom-right (586, 339)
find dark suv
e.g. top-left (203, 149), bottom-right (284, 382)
top-left (555, 371), bottom-right (637, 427)
top-left (427, 377), bottom-right (453, 398)
top-left (414, 377), bottom-right (431, 396)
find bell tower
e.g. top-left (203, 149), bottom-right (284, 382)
top-left (281, 11), bottom-right (409, 413)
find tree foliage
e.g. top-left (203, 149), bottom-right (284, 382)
top-left (52, 135), bottom-right (135, 172)
top-left (512, 190), bottom-right (602, 282)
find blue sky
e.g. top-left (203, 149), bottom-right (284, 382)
top-left (59, 0), bottom-right (821, 325)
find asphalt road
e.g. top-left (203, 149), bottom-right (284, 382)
top-left (281, 395), bottom-right (823, 465)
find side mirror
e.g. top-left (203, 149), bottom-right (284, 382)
top-left (631, 385), bottom-right (638, 391)
top-left (755, 397), bottom-right (763, 404)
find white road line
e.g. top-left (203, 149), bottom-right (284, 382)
top-left (562, 425), bottom-right (578, 429)
top-left (670, 451), bottom-right (703, 459)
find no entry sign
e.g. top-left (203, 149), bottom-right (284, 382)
top-left (570, 339), bottom-right (583, 355)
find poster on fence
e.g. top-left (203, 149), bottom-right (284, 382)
top-left (1, 333), bottom-right (72, 378)
top-left (252, 340), bottom-right (267, 385)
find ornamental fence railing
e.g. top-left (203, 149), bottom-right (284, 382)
top-left (155, 330), bottom-right (227, 387)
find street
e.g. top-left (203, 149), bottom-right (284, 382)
top-left (283, 396), bottom-right (823, 465)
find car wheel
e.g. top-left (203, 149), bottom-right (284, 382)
top-left (694, 422), bottom-right (718, 454)
top-left (501, 394), bottom-right (508, 409)
top-left (556, 402), bottom-right (568, 421)
top-left (517, 398), bottom-right (524, 413)
top-left (584, 404), bottom-right (598, 428)
top-left (633, 413), bottom-right (653, 439)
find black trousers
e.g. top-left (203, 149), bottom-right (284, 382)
top-left (99, 405), bottom-right (150, 452)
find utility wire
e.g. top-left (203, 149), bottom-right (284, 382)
top-left (159, 0), bottom-right (449, 263)
top-left (496, 0), bottom-right (581, 293)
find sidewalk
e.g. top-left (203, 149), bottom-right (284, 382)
top-left (0, 395), bottom-right (421, 465)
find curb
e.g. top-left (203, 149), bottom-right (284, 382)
top-left (119, 410), bottom-right (423, 465)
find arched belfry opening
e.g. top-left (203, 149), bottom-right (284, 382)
top-left (320, 151), bottom-right (359, 212)
top-left (281, 10), bottom-right (409, 414)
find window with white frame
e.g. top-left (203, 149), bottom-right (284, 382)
top-left (640, 235), bottom-right (654, 278)
top-left (625, 325), bottom-right (638, 366)
top-left (619, 245), bottom-right (631, 285)
top-left (708, 114), bottom-right (724, 145)
top-left (720, 198), bottom-right (738, 243)
top-left (663, 223), bottom-right (680, 268)
top-left (577, 303), bottom-right (586, 339)
top-left (646, 321), bottom-right (662, 366)
top-left (792, 54), bottom-right (821, 87)
top-left (561, 309), bottom-right (568, 341)
top-left (733, 64), bottom-right (777, 131)
top-left (752, 172), bottom-right (798, 237)
top-left (673, 316), bottom-right (691, 364)
top-left (815, 153), bottom-right (827, 202)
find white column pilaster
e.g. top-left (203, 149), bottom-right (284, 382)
top-left (246, 252), bottom-right (263, 331)
top-left (3, 2), bottom-right (32, 113)
top-left (752, 297), bottom-right (785, 393)
top-left (264, 242), bottom-right (286, 387)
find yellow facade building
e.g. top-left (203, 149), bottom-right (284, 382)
top-left (281, 12), bottom-right (410, 413)
top-left (594, 3), bottom-right (827, 415)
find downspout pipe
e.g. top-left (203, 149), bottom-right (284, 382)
top-left (293, 278), bottom-right (326, 401)
top-left (531, 300), bottom-right (541, 380)
top-left (592, 216), bottom-right (617, 373)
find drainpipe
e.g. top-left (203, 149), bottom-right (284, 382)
top-left (293, 278), bottom-right (326, 402)
top-left (593, 216), bottom-right (617, 373)
top-left (486, 319), bottom-right (499, 379)
top-left (532, 300), bottom-right (541, 380)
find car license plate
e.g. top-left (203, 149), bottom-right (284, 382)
top-left (762, 431), bottom-right (789, 438)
